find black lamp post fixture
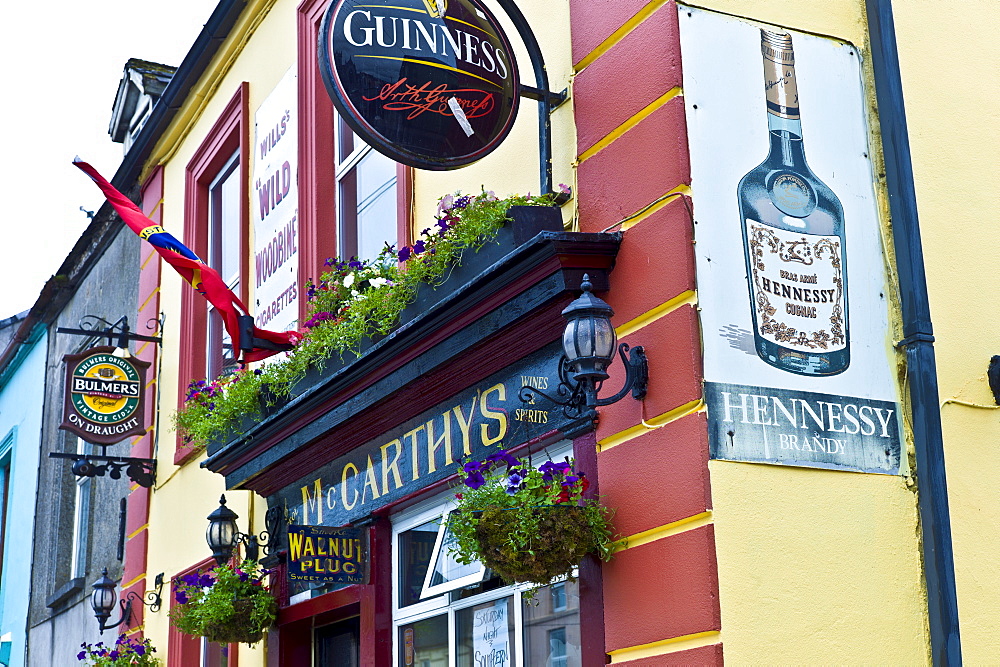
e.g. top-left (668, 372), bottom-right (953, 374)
top-left (207, 494), bottom-right (280, 566)
top-left (91, 569), bottom-right (163, 633)
top-left (520, 275), bottom-right (648, 420)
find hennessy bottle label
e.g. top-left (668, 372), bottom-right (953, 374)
top-left (746, 220), bottom-right (846, 352)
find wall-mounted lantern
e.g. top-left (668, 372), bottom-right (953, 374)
top-left (206, 495), bottom-right (281, 566)
top-left (90, 569), bottom-right (163, 633)
top-left (520, 275), bottom-right (648, 419)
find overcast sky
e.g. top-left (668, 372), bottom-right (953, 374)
top-left (0, 0), bottom-right (217, 319)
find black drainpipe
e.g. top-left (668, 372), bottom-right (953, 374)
top-left (865, 1), bottom-right (961, 663)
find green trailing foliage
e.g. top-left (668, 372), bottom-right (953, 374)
top-left (447, 449), bottom-right (617, 597)
top-left (168, 560), bottom-right (277, 646)
top-left (76, 636), bottom-right (160, 666)
top-left (175, 189), bottom-right (557, 450)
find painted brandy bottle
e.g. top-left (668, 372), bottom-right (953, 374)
top-left (738, 30), bottom-right (849, 376)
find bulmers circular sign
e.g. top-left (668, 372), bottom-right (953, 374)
top-left (319, 0), bottom-right (520, 170)
top-left (61, 346), bottom-right (149, 446)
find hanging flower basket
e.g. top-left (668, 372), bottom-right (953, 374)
top-left (471, 505), bottom-right (599, 584)
top-left (448, 450), bottom-right (616, 589)
top-left (169, 560), bottom-right (277, 646)
top-left (202, 598), bottom-right (264, 644)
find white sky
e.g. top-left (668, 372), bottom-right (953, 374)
top-left (0, 0), bottom-right (218, 319)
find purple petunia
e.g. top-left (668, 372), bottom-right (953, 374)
top-left (108, 651), bottom-right (119, 660)
top-left (135, 645), bottom-right (146, 656)
top-left (175, 590), bottom-right (189, 604)
top-left (486, 449), bottom-right (520, 468)
top-left (304, 311), bottom-right (337, 328)
top-left (539, 461), bottom-right (572, 482)
top-left (77, 651), bottom-right (86, 661)
top-left (412, 240), bottom-right (426, 254)
top-left (464, 471), bottom-right (486, 489)
top-left (198, 573), bottom-right (214, 588)
top-left (398, 246), bottom-right (412, 262)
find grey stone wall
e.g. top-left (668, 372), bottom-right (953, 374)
top-left (26, 222), bottom-right (142, 662)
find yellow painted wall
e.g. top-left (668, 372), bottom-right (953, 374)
top-left (892, 3), bottom-right (1000, 662)
top-left (686, 0), bottom-right (930, 662)
top-left (140, 0), bottom-right (573, 662)
top-left (410, 0), bottom-right (576, 234)
top-left (143, 0), bottom-right (296, 663)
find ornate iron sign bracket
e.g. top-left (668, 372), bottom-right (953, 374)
top-left (49, 452), bottom-right (157, 488)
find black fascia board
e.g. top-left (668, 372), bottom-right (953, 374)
top-left (203, 230), bottom-right (622, 487)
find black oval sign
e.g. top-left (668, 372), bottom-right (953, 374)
top-left (319, 0), bottom-right (520, 170)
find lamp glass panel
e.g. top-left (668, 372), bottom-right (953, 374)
top-left (592, 317), bottom-right (616, 360)
top-left (207, 519), bottom-right (236, 550)
top-left (92, 585), bottom-right (115, 613)
top-left (562, 319), bottom-right (579, 362)
top-left (575, 317), bottom-right (595, 359)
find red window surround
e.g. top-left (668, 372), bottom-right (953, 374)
top-left (176, 83), bottom-right (250, 465)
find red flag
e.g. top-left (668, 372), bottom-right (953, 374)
top-left (74, 159), bottom-right (301, 363)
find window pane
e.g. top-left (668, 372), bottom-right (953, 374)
top-left (355, 150), bottom-right (397, 262)
top-left (398, 614), bottom-right (447, 667)
top-left (339, 147), bottom-right (397, 263)
top-left (316, 617), bottom-right (360, 667)
top-left (523, 581), bottom-right (582, 667)
top-left (456, 596), bottom-right (515, 667)
top-left (338, 116), bottom-right (355, 162)
top-left (207, 308), bottom-right (238, 379)
top-left (398, 518), bottom-right (442, 608)
top-left (421, 517), bottom-right (485, 598)
top-left (210, 154), bottom-right (241, 289)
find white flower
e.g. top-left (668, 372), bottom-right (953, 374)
top-left (343, 273), bottom-right (355, 288)
top-left (369, 277), bottom-right (389, 288)
top-left (437, 194), bottom-right (455, 215)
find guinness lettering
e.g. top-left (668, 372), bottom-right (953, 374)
top-left (319, 0), bottom-right (519, 169)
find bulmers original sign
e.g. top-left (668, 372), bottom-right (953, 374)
top-left (61, 346), bottom-right (149, 446)
top-left (319, 0), bottom-right (520, 169)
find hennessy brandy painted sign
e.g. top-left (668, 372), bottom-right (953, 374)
top-left (319, 0), bottom-right (520, 169)
top-left (679, 8), bottom-right (903, 474)
top-left (61, 346), bottom-right (149, 446)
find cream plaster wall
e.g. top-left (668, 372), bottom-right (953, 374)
top-left (687, 0), bottom-right (930, 662)
top-left (410, 0), bottom-right (577, 234)
top-left (892, 2), bottom-right (1000, 662)
top-left (144, 0), bottom-right (297, 663)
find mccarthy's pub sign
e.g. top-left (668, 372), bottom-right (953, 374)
top-left (319, 0), bottom-right (520, 169)
top-left (61, 346), bottom-right (149, 445)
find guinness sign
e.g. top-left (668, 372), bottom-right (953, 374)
top-left (319, 0), bottom-right (520, 169)
top-left (61, 347), bottom-right (149, 446)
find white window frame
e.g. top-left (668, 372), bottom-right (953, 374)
top-left (390, 441), bottom-right (576, 667)
top-left (420, 512), bottom-right (488, 600)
